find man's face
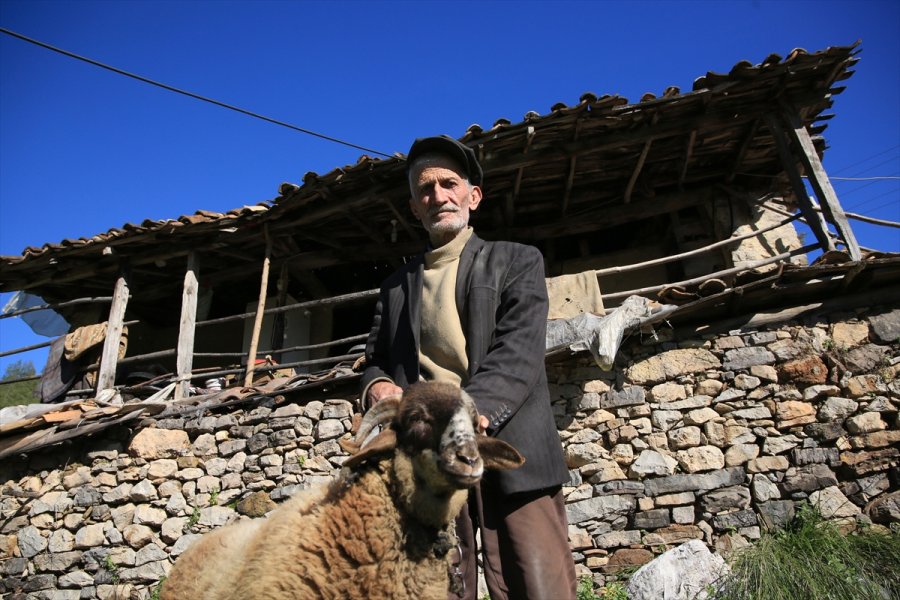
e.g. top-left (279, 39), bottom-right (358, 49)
top-left (409, 156), bottom-right (483, 247)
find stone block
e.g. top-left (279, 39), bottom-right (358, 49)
top-left (747, 456), bottom-right (789, 473)
top-left (128, 428), bottom-right (190, 460)
top-left (633, 509), bottom-right (670, 530)
top-left (626, 349), bottom-right (721, 385)
top-left (712, 509), bottom-right (757, 531)
top-left (846, 412), bottom-right (886, 435)
top-left (643, 467), bottom-right (745, 496)
top-left (723, 347), bottom-right (776, 371)
top-left (641, 524), bottom-right (704, 546)
top-left (778, 355), bottom-right (828, 385)
top-left (676, 446), bottom-right (725, 473)
top-left (602, 386), bottom-right (647, 409)
top-left (757, 500), bottom-right (795, 530)
top-left (809, 486), bottom-right (860, 518)
top-left (668, 426), bottom-right (702, 449)
top-left (629, 450), bottom-right (678, 478)
top-left (701, 485), bottom-right (751, 512)
top-left (775, 401), bottom-right (816, 428)
top-left (780, 464), bottom-right (838, 494)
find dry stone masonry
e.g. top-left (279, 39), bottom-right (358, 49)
top-left (1, 306), bottom-right (898, 597)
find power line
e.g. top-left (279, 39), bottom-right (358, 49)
top-left (0, 27), bottom-right (395, 159)
top-left (831, 144), bottom-right (900, 175)
top-left (831, 176), bottom-right (900, 181)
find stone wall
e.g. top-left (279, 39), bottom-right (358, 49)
top-left (1, 305), bottom-right (898, 598)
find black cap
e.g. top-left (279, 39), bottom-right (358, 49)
top-left (406, 135), bottom-right (483, 186)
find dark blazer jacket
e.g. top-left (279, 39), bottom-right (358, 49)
top-left (361, 233), bottom-right (570, 495)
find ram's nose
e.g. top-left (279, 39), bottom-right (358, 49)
top-left (456, 450), bottom-right (479, 467)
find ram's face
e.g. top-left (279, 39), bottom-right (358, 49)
top-left (396, 383), bottom-right (484, 489)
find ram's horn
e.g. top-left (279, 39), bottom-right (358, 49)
top-left (355, 395), bottom-right (401, 448)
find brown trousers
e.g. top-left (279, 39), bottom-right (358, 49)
top-left (450, 482), bottom-right (577, 600)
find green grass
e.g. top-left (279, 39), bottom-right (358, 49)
top-left (711, 504), bottom-right (900, 600)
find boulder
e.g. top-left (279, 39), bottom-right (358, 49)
top-left (778, 355), bottom-right (828, 385)
top-left (128, 428), bottom-right (190, 460)
top-left (869, 308), bottom-right (900, 343)
top-left (864, 491), bottom-right (900, 524)
top-left (626, 539), bottom-right (729, 600)
top-left (627, 349), bottom-right (721, 385)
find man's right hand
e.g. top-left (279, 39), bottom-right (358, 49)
top-left (367, 381), bottom-right (404, 406)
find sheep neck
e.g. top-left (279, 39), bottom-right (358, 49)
top-left (389, 451), bottom-right (469, 531)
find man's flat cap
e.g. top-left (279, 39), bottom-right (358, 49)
top-left (406, 135), bottom-right (483, 186)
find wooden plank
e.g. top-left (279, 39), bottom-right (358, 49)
top-left (175, 252), bottom-right (200, 400)
top-left (679, 130), bottom-right (697, 188)
top-left (763, 114), bottom-right (834, 253)
top-left (726, 118), bottom-right (759, 183)
top-left (602, 243), bottom-right (818, 302)
top-left (780, 106), bottom-right (862, 260)
top-left (96, 266), bottom-right (130, 392)
top-left (244, 227), bottom-right (273, 387)
top-left (0, 295), bottom-right (114, 320)
top-left (595, 212), bottom-right (801, 277)
top-left (624, 140), bottom-right (652, 204)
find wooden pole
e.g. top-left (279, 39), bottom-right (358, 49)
top-left (763, 114), bottom-right (834, 253)
top-left (175, 252), bottom-right (200, 400)
top-left (779, 106), bottom-right (862, 260)
top-left (96, 265), bottom-right (130, 392)
top-left (244, 226), bottom-right (272, 387)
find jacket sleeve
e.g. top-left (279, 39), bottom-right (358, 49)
top-left (462, 246), bottom-right (548, 433)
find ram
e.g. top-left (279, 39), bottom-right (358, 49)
top-left (161, 381), bottom-right (524, 599)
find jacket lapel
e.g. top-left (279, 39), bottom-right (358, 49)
top-left (405, 256), bottom-right (425, 355)
top-left (455, 233), bottom-right (483, 326)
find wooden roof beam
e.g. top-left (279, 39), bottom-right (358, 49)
top-left (679, 130), bottom-right (697, 189)
top-left (507, 125), bottom-right (536, 225)
top-left (624, 139), bottom-right (652, 204)
top-left (763, 113), bottom-right (834, 253)
top-left (561, 121), bottom-right (582, 216)
top-left (779, 103), bottom-right (861, 261)
top-left (726, 118), bottom-right (760, 183)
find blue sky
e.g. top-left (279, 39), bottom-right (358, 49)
top-left (1, 0), bottom-right (898, 375)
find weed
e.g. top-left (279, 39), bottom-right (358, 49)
top-left (103, 554), bottom-right (120, 584)
top-left (187, 505), bottom-right (201, 529)
top-left (577, 576), bottom-right (601, 600)
top-left (149, 576), bottom-right (167, 600)
top-left (711, 503), bottom-right (900, 600)
top-left (296, 455), bottom-right (306, 467)
top-left (210, 488), bottom-right (220, 506)
top-left (599, 581), bottom-right (628, 600)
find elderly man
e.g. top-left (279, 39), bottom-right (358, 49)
top-left (361, 135), bottom-right (576, 599)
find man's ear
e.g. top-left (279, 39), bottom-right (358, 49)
top-left (468, 185), bottom-right (483, 211)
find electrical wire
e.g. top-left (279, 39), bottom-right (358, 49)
top-left (831, 144), bottom-right (900, 175)
top-left (0, 27), bottom-right (395, 159)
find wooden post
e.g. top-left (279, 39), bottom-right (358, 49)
top-left (763, 114), bottom-right (835, 253)
top-left (779, 106), bottom-right (862, 261)
top-left (175, 252), bottom-right (200, 400)
top-left (96, 265), bottom-right (130, 393)
top-left (244, 226), bottom-right (272, 387)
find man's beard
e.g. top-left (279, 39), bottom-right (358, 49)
top-left (425, 207), bottom-right (467, 236)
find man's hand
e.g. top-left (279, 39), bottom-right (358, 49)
top-left (367, 381), bottom-right (403, 406)
top-left (477, 415), bottom-right (489, 434)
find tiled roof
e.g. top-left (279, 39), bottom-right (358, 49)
top-left (2, 44), bottom-right (858, 269)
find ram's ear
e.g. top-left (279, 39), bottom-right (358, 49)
top-left (477, 437), bottom-right (525, 471)
top-left (343, 429), bottom-right (397, 469)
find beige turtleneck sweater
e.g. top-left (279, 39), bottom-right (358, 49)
top-left (418, 227), bottom-right (473, 385)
